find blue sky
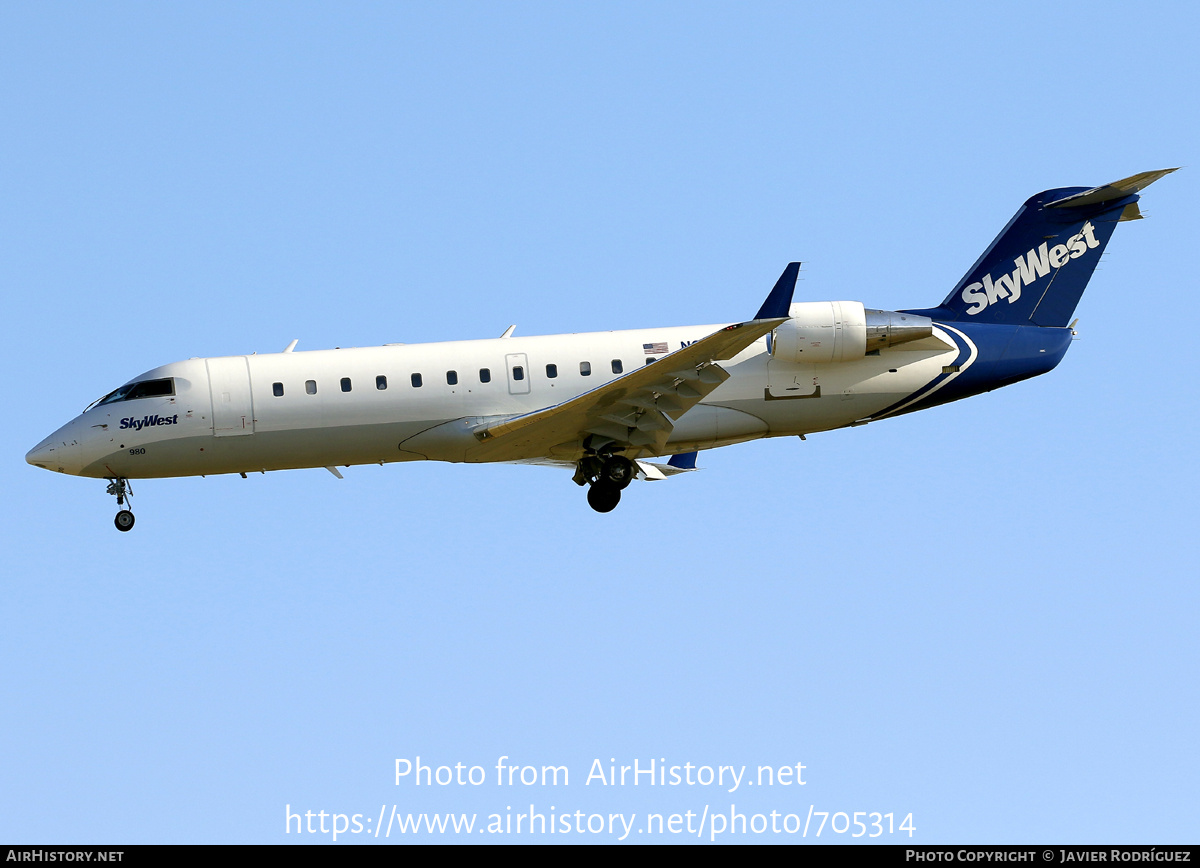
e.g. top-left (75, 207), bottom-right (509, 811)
top-left (3, 1), bottom-right (1197, 844)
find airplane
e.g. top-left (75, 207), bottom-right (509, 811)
top-left (27, 169), bottom-right (1176, 531)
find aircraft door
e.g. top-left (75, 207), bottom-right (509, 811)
top-left (505, 353), bottom-right (531, 395)
top-left (206, 356), bottom-right (256, 436)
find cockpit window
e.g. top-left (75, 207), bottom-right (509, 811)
top-left (95, 377), bottom-right (176, 407)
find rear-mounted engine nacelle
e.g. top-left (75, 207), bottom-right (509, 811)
top-left (771, 302), bottom-right (933, 364)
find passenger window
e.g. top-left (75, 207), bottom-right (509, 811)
top-left (447, 370), bottom-right (458, 385)
top-left (645, 358), bottom-right (656, 365)
top-left (341, 378), bottom-right (352, 392)
top-left (580, 361), bottom-right (591, 377)
top-left (546, 364), bottom-right (557, 379)
top-left (305, 380), bottom-right (317, 395)
top-left (376, 375), bottom-right (387, 390)
top-left (513, 366), bottom-right (524, 381)
top-left (411, 373), bottom-right (423, 388)
top-left (611, 360), bottom-right (623, 374)
top-left (273, 382), bottom-right (284, 397)
top-left (479, 368), bottom-right (491, 383)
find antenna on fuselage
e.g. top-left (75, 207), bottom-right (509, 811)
top-left (283, 339), bottom-right (299, 353)
top-left (500, 325), bottom-right (516, 338)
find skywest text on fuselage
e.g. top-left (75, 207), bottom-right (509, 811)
top-left (119, 414), bottom-right (180, 431)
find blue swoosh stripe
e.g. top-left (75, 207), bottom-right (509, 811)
top-left (870, 326), bottom-right (972, 419)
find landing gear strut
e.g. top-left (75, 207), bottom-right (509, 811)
top-left (106, 478), bottom-right (135, 532)
top-left (576, 454), bottom-right (635, 513)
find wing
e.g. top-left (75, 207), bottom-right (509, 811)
top-left (465, 317), bottom-right (785, 462)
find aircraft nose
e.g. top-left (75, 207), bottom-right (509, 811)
top-left (26, 442), bottom-right (50, 467)
top-left (26, 428), bottom-right (83, 475)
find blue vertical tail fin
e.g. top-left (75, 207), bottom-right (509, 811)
top-left (909, 169), bottom-right (1176, 327)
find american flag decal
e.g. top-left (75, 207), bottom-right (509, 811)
top-left (643, 342), bottom-right (668, 355)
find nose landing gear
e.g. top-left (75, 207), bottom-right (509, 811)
top-left (106, 478), bottom-right (135, 532)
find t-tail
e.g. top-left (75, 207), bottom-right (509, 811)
top-left (908, 169), bottom-right (1177, 326)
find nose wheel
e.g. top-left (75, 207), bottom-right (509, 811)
top-left (106, 478), bottom-right (136, 532)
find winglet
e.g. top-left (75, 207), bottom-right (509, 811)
top-left (754, 262), bottom-right (801, 320)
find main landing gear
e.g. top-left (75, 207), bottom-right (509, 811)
top-left (106, 478), bottom-right (135, 532)
top-left (576, 454), bottom-right (635, 513)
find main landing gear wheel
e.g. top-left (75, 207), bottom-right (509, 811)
top-left (587, 482), bottom-right (621, 513)
top-left (599, 455), bottom-right (634, 490)
top-left (114, 510), bottom-right (135, 532)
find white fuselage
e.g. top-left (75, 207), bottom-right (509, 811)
top-left (27, 320), bottom-right (965, 481)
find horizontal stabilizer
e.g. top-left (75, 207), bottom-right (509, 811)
top-left (1045, 168), bottom-right (1178, 210)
